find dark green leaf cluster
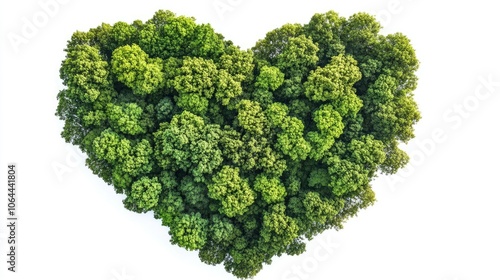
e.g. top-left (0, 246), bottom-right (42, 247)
top-left (56, 10), bottom-right (420, 278)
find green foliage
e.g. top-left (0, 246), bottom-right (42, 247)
top-left (125, 176), bottom-right (162, 212)
top-left (107, 103), bottom-right (145, 135)
top-left (92, 129), bottom-right (130, 164)
top-left (276, 116), bottom-right (311, 161)
top-left (304, 54), bottom-right (362, 112)
top-left (303, 191), bottom-right (339, 224)
top-left (60, 45), bottom-right (111, 103)
top-left (236, 100), bottom-right (266, 135)
top-left (276, 35), bottom-right (319, 78)
top-left (307, 104), bottom-right (345, 160)
top-left (154, 111), bottom-right (223, 181)
top-left (254, 174), bottom-right (287, 204)
top-left (207, 166), bottom-right (255, 218)
top-left (111, 44), bottom-right (164, 95)
top-left (170, 213), bottom-right (208, 250)
top-left (255, 66), bottom-right (285, 91)
top-left (56, 10), bottom-right (420, 279)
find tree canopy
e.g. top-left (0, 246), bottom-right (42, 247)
top-left (56, 9), bottom-right (420, 278)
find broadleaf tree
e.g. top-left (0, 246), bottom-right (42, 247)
top-left (56, 10), bottom-right (420, 278)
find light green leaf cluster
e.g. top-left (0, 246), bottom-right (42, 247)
top-left (107, 103), bottom-right (145, 135)
top-left (208, 166), bottom-right (255, 218)
top-left (170, 213), bottom-right (208, 250)
top-left (254, 174), bottom-right (287, 204)
top-left (126, 176), bottom-right (162, 212)
top-left (111, 44), bottom-right (164, 95)
top-left (60, 45), bottom-right (110, 103)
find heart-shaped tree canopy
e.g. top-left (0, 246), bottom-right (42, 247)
top-left (56, 10), bottom-right (420, 278)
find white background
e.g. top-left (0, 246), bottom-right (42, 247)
top-left (1, 0), bottom-right (499, 280)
